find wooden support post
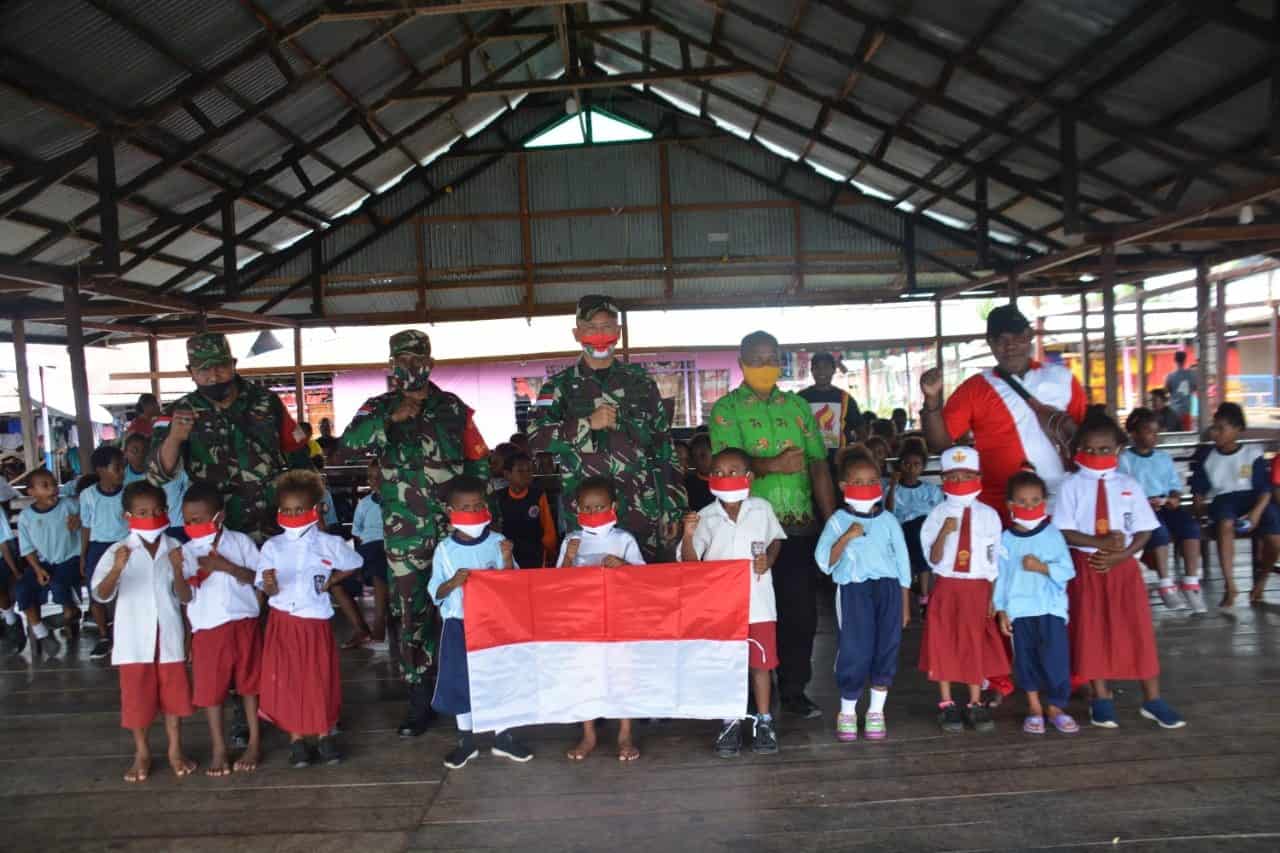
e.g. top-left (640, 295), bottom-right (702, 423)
top-left (1215, 277), bottom-right (1228, 411)
top-left (414, 214), bottom-right (427, 321)
top-left (620, 307), bottom-right (630, 363)
top-left (659, 144), bottom-right (674, 298)
top-left (96, 137), bottom-right (120, 272)
top-left (904, 213), bottom-right (917, 292)
top-left (221, 196), bottom-right (238, 295)
top-left (792, 202), bottom-right (805, 292)
top-left (974, 172), bottom-right (989, 269)
top-left (63, 281), bottom-right (95, 474)
top-left (310, 240), bottom-right (324, 317)
top-left (1195, 259), bottom-right (1211, 431)
top-left (862, 351), bottom-right (871, 410)
top-left (1135, 282), bottom-right (1147, 405)
top-left (1008, 268), bottom-right (1019, 303)
top-left (1060, 112), bottom-right (1080, 234)
top-left (1271, 0), bottom-right (1280, 156)
top-left (1272, 299), bottom-right (1279, 407)
top-left (293, 329), bottom-right (305, 425)
top-left (1079, 292), bottom-right (1090, 399)
top-left (147, 336), bottom-right (161, 399)
top-left (933, 298), bottom-right (943, 373)
top-left (1035, 314), bottom-right (1046, 363)
top-left (518, 154), bottom-right (534, 315)
top-left (1101, 242), bottom-right (1118, 413)
top-left (12, 317), bottom-right (38, 473)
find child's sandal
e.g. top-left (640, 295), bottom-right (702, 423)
top-left (1022, 715), bottom-right (1045, 735)
top-left (1049, 713), bottom-right (1080, 734)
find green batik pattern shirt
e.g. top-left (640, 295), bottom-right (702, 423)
top-left (709, 384), bottom-right (827, 532)
top-left (527, 358), bottom-right (686, 557)
top-left (339, 383), bottom-right (491, 553)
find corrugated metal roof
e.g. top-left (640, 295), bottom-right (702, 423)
top-left (532, 213), bottom-right (663, 263)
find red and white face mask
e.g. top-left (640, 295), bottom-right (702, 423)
top-left (942, 478), bottom-right (982, 506)
top-left (183, 520), bottom-right (219, 541)
top-left (1010, 503), bottom-right (1048, 528)
top-left (843, 483), bottom-right (882, 514)
top-left (1074, 451), bottom-right (1118, 475)
top-left (579, 332), bottom-right (619, 359)
top-left (450, 509), bottom-right (492, 539)
top-left (278, 507), bottom-right (319, 538)
top-left (578, 508), bottom-right (617, 535)
top-left (128, 514), bottom-right (169, 543)
top-left (709, 475), bottom-right (751, 504)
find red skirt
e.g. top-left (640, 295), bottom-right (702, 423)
top-left (1067, 551), bottom-right (1160, 680)
top-left (919, 576), bottom-right (1010, 684)
top-left (259, 610), bottom-right (341, 737)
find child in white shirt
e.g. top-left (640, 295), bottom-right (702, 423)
top-left (682, 447), bottom-right (785, 758)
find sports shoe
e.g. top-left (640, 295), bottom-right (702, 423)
top-left (938, 702), bottom-right (964, 733)
top-left (715, 719), bottom-right (742, 757)
top-left (751, 716), bottom-right (779, 754)
top-left (289, 740), bottom-right (312, 768)
top-left (89, 638), bottom-right (111, 660)
top-left (1139, 698), bottom-right (1186, 729)
top-left (1157, 584), bottom-right (1186, 611)
top-left (397, 683), bottom-right (435, 737)
top-left (316, 736), bottom-right (343, 765)
top-left (1090, 697), bottom-right (1119, 728)
top-left (491, 731), bottom-right (533, 763)
top-left (1183, 584), bottom-right (1208, 615)
top-left (863, 711), bottom-right (886, 740)
top-left (443, 735), bottom-right (479, 770)
top-left (964, 703), bottom-right (994, 733)
top-left (835, 712), bottom-right (858, 742)
top-left (781, 694), bottom-right (822, 719)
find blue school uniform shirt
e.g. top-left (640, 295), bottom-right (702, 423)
top-left (0, 509), bottom-right (13, 546)
top-left (428, 529), bottom-right (512, 621)
top-left (815, 507), bottom-right (911, 588)
top-left (352, 494), bottom-right (384, 544)
top-left (321, 487), bottom-right (339, 530)
top-left (891, 480), bottom-right (943, 525)
top-left (17, 499), bottom-right (80, 565)
top-left (79, 483), bottom-right (128, 543)
top-left (125, 465), bottom-right (188, 524)
top-left (993, 521), bottom-right (1075, 623)
top-left (1118, 448), bottom-right (1181, 499)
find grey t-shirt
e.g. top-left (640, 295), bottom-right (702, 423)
top-left (1165, 367), bottom-right (1198, 416)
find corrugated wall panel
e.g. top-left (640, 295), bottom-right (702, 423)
top-left (801, 207), bottom-right (902, 255)
top-left (667, 142), bottom-right (779, 205)
top-left (675, 275), bottom-right (792, 297)
top-left (673, 209), bottom-right (794, 258)
top-left (534, 279), bottom-right (664, 306)
top-left (532, 213), bottom-right (662, 263)
top-left (426, 157), bottom-right (520, 215)
top-left (428, 285), bottom-right (523, 310)
top-left (427, 221), bottom-right (523, 269)
top-left (526, 145), bottom-right (660, 210)
top-left (325, 290), bottom-right (418, 316)
top-left (325, 221), bottom-right (417, 276)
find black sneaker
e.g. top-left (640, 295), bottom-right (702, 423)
top-left (316, 736), bottom-right (343, 765)
top-left (89, 638), bottom-right (111, 660)
top-left (491, 731), bottom-right (533, 763)
top-left (781, 694), bottom-right (822, 719)
top-left (751, 716), bottom-right (779, 754)
top-left (938, 703), bottom-right (964, 733)
top-left (5, 621), bottom-right (25, 655)
top-left (443, 735), bottom-right (479, 770)
top-left (714, 720), bottom-right (742, 757)
top-left (964, 703), bottom-right (995, 733)
top-left (398, 684), bottom-right (435, 737)
top-left (289, 740), bottom-right (312, 769)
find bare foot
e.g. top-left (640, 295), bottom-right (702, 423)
top-left (1249, 587), bottom-right (1266, 605)
top-left (341, 633), bottom-right (370, 650)
top-left (206, 748), bottom-right (231, 778)
top-left (234, 745), bottom-right (261, 772)
top-left (124, 751), bottom-right (151, 783)
top-left (566, 733), bottom-right (597, 761)
top-left (1220, 590), bottom-right (1237, 608)
top-left (168, 752), bottom-right (197, 777)
top-left (617, 736), bottom-right (640, 762)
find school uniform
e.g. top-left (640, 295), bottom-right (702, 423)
top-left (351, 493), bottom-right (387, 586)
top-left (556, 526), bottom-right (645, 567)
top-left (497, 485), bottom-right (557, 569)
top-left (1054, 467), bottom-right (1161, 680)
top-left (918, 498), bottom-right (1010, 684)
top-left (90, 534), bottom-right (193, 728)
top-left (125, 466), bottom-right (189, 540)
top-left (1191, 445), bottom-right (1280, 532)
top-left (691, 497), bottom-right (787, 671)
top-left (994, 521), bottom-right (1075, 708)
top-left (815, 507), bottom-right (910, 700)
top-left (1118, 448), bottom-right (1198, 547)
top-left (181, 529), bottom-right (262, 708)
top-left (80, 483), bottom-right (129, 594)
top-left (255, 527), bottom-right (362, 736)
top-left (428, 529), bottom-right (514, 722)
top-left (891, 479), bottom-right (944, 578)
top-left (16, 499), bottom-right (81, 609)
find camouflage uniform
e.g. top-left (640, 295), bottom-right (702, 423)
top-left (528, 299), bottom-right (686, 561)
top-left (148, 333), bottom-right (307, 543)
top-left (339, 330), bottom-right (490, 688)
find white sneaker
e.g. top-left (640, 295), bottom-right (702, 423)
top-left (1183, 585), bottom-right (1208, 615)
top-left (1157, 585), bottom-right (1186, 611)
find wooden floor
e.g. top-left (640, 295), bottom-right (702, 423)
top-left (4, 559), bottom-right (1280, 853)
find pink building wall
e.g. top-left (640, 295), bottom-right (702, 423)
top-left (331, 351), bottom-right (743, 446)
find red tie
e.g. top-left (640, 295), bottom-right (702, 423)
top-left (954, 508), bottom-right (972, 573)
top-left (1095, 478), bottom-right (1110, 535)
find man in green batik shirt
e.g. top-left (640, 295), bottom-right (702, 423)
top-left (710, 330), bottom-right (835, 720)
top-left (339, 329), bottom-right (492, 737)
top-left (528, 294), bottom-right (686, 561)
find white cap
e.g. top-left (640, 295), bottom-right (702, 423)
top-left (941, 445), bottom-right (980, 473)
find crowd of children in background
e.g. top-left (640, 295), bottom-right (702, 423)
top-left (4, 397), bottom-right (1279, 781)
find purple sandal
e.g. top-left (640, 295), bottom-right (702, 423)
top-left (1022, 715), bottom-right (1045, 735)
top-left (1049, 713), bottom-right (1080, 734)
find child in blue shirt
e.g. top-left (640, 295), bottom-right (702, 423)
top-left (80, 445), bottom-right (129, 659)
top-left (1120, 408), bottom-right (1204, 613)
top-left (124, 432), bottom-right (190, 542)
top-left (428, 475), bottom-right (530, 770)
top-left (16, 468), bottom-right (81, 659)
top-left (994, 471), bottom-right (1079, 736)
top-left (816, 447), bottom-right (911, 743)
top-left (886, 437), bottom-right (943, 617)
top-left (349, 462), bottom-right (389, 649)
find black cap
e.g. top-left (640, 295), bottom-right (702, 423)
top-left (576, 294), bottom-right (621, 321)
top-left (986, 304), bottom-right (1031, 338)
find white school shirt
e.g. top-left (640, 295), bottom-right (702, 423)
top-left (1051, 469), bottom-right (1159, 554)
top-left (919, 498), bottom-right (1003, 581)
top-left (1199, 445), bottom-right (1266, 500)
top-left (90, 533), bottom-right (186, 666)
top-left (557, 526), bottom-right (645, 567)
top-left (254, 527), bottom-right (363, 620)
top-left (690, 497), bottom-right (786, 623)
top-left (181, 529), bottom-right (261, 632)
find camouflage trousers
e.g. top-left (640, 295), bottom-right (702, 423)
top-left (386, 537), bottom-right (439, 687)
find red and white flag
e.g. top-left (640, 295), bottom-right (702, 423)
top-left (463, 561), bottom-right (749, 733)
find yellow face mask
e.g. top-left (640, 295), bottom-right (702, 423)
top-left (742, 365), bottom-right (781, 395)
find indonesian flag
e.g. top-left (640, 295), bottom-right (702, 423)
top-left (463, 561), bottom-right (749, 733)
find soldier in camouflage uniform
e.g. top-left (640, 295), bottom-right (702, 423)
top-left (149, 333), bottom-right (309, 544)
top-left (339, 329), bottom-right (491, 737)
top-left (528, 295), bottom-right (686, 561)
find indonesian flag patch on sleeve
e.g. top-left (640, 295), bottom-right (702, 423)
top-left (535, 387), bottom-right (555, 407)
top-left (463, 411), bottom-right (489, 461)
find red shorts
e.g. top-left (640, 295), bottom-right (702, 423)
top-left (748, 621), bottom-right (778, 671)
top-left (192, 618), bottom-right (263, 707)
top-left (119, 661), bottom-right (193, 730)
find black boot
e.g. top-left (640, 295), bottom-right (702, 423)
top-left (397, 682), bottom-right (435, 737)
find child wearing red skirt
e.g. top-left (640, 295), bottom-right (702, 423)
top-left (1054, 413), bottom-right (1185, 730)
top-left (919, 446), bottom-right (1009, 734)
top-left (256, 470), bottom-right (362, 768)
top-left (90, 481), bottom-right (194, 783)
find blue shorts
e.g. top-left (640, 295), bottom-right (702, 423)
top-left (49, 557), bottom-right (83, 607)
top-left (15, 566), bottom-right (49, 612)
top-left (85, 540), bottom-right (111, 585)
top-left (431, 617), bottom-right (471, 716)
top-left (902, 516), bottom-right (930, 577)
top-left (1012, 614), bottom-right (1071, 709)
top-left (356, 541), bottom-right (388, 587)
top-left (1150, 506), bottom-right (1200, 548)
top-left (1209, 492), bottom-right (1280, 533)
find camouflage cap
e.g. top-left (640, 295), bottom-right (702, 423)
top-left (576, 293), bottom-right (621, 322)
top-left (389, 329), bottom-right (431, 358)
top-left (186, 332), bottom-right (233, 369)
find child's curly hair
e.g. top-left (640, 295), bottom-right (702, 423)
top-left (275, 468), bottom-right (324, 507)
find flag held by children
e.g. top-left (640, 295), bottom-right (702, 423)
top-left (463, 561), bottom-right (750, 733)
